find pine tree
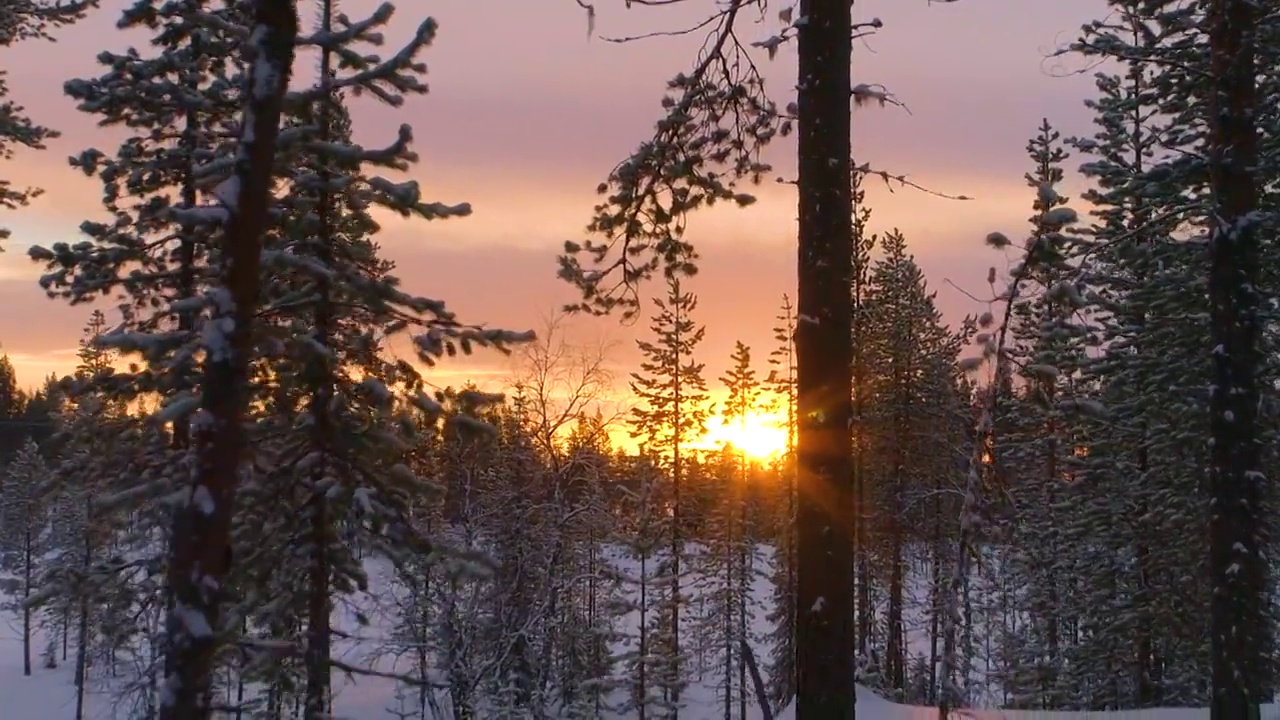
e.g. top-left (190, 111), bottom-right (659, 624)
top-left (850, 172), bottom-right (878, 667)
top-left (1062, 0), bottom-right (1280, 706)
top-left (0, 437), bottom-right (50, 676)
top-left (860, 226), bottom-right (973, 702)
top-left (711, 341), bottom-right (767, 719)
top-left (618, 452), bottom-right (666, 720)
top-left (558, 412), bottom-right (627, 718)
top-left (1204, 2), bottom-right (1269, 716)
top-left (0, 353), bottom-right (25, 458)
top-left (992, 122), bottom-right (1091, 710)
top-left (629, 274), bottom-right (710, 717)
top-left (793, 2), bottom-right (855, 713)
top-left (161, 2), bottom-right (297, 713)
top-left (765, 296), bottom-right (797, 711)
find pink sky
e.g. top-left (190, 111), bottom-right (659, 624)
top-left (0, 0), bottom-right (1108, 394)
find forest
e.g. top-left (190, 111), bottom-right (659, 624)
top-left (0, 0), bottom-right (1274, 719)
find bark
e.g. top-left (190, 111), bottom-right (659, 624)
top-left (160, 2), bottom-right (298, 718)
top-left (74, 520), bottom-right (90, 720)
top-left (671, 308), bottom-right (683, 720)
top-left (1206, 0), bottom-right (1268, 718)
top-left (794, 0), bottom-right (854, 717)
top-left (303, 7), bottom-right (336, 716)
top-left (22, 526), bottom-right (31, 676)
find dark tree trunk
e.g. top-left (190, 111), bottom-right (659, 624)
top-left (1206, 0), bottom-right (1268, 718)
top-left (74, 520), bottom-right (91, 720)
top-left (160, 2), bottom-right (297, 718)
top-left (303, 5), bottom-right (336, 715)
top-left (22, 526), bottom-right (31, 677)
top-left (671, 311), bottom-right (683, 720)
top-left (794, 0), bottom-right (854, 718)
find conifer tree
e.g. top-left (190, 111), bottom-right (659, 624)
top-left (1204, 2), bottom-right (1269, 715)
top-left (0, 354), bottom-right (23, 457)
top-left (713, 341), bottom-right (766, 719)
top-left (619, 452), bottom-right (666, 720)
top-left (765, 296), bottom-right (797, 711)
top-left (1063, 0), bottom-right (1280, 706)
top-left (557, 411), bottom-right (626, 718)
top-left (861, 226), bottom-right (971, 701)
top-left (242, 16), bottom-right (530, 710)
top-left (849, 172), bottom-right (878, 664)
top-left (992, 122), bottom-right (1091, 710)
top-left (0, 437), bottom-right (49, 676)
top-left (629, 274), bottom-right (710, 716)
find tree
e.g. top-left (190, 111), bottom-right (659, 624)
top-left (849, 172), bottom-right (878, 667)
top-left (1068, 5), bottom-right (1212, 707)
top-left (765, 296), bottom-right (797, 710)
top-left (990, 122), bottom-right (1090, 710)
top-left (161, 1), bottom-right (298, 715)
top-left (0, 353), bottom-right (25, 457)
top-left (1205, 0), bottom-right (1268, 716)
top-left (514, 313), bottom-right (618, 466)
top-left (0, 437), bottom-right (49, 676)
top-left (229, 4), bottom-right (531, 714)
top-left (630, 274), bottom-right (710, 717)
top-left (945, 178), bottom-right (1084, 717)
top-left (716, 341), bottom-right (766, 719)
top-left (793, 0), bottom-right (855, 714)
top-left (554, 6), bottom-right (960, 713)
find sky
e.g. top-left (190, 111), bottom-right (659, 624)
top-left (0, 0), bottom-right (1111, 403)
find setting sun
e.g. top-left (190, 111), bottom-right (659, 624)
top-left (696, 410), bottom-right (791, 461)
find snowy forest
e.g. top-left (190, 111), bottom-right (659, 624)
top-left (0, 0), bottom-right (1274, 719)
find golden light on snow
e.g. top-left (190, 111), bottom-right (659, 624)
top-left (696, 409), bottom-right (790, 461)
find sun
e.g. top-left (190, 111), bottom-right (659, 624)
top-left (697, 409), bottom-right (790, 461)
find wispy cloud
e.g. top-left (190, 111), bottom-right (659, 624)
top-left (0, 0), bottom-right (1108, 390)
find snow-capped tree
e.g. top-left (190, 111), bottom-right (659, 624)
top-left (765, 295), bottom-right (797, 711)
top-left (700, 341), bottom-right (767, 719)
top-left (991, 122), bottom-right (1092, 710)
top-left (629, 273), bottom-right (710, 716)
top-left (0, 436), bottom-right (50, 676)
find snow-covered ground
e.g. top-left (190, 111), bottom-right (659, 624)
top-left (3, 550), bottom-right (1279, 719)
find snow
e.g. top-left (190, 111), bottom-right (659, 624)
top-left (4, 550), bottom-right (1280, 719)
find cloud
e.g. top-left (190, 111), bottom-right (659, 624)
top-left (0, 0), bottom-right (1108, 389)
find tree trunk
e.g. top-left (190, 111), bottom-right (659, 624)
top-left (1206, 1), bottom-right (1268, 718)
top-left (794, 0), bottom-right (854, 717)
top-left (742, 639), bottom-right (774, 720)
top-left (160, 2), bottom-right (297, 718)
top-left (639, 551), bottom-right (649, 720)
top-left (22, 526), bottom-right (31, 677)
top-left (74, 520), bottom-right (91, 720)
top-left (303, 494), bottom-right (331, 719)
top-left (303, 7), bottom-right (336, 714)
top-left (739, 469), bottom-right (749, 720)
top-left (671, 317), bottom-right (683, 720)
top-left (887, 531), bottom-right (904, 693)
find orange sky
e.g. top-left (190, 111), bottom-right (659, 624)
top-left (0, 0), bottom-right (1108, 410)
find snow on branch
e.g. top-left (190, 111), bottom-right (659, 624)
top-left (559, 0), bottom-right (777, 320)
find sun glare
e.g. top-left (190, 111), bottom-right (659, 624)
top-left (697, 410), bottom-right (790, 461)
